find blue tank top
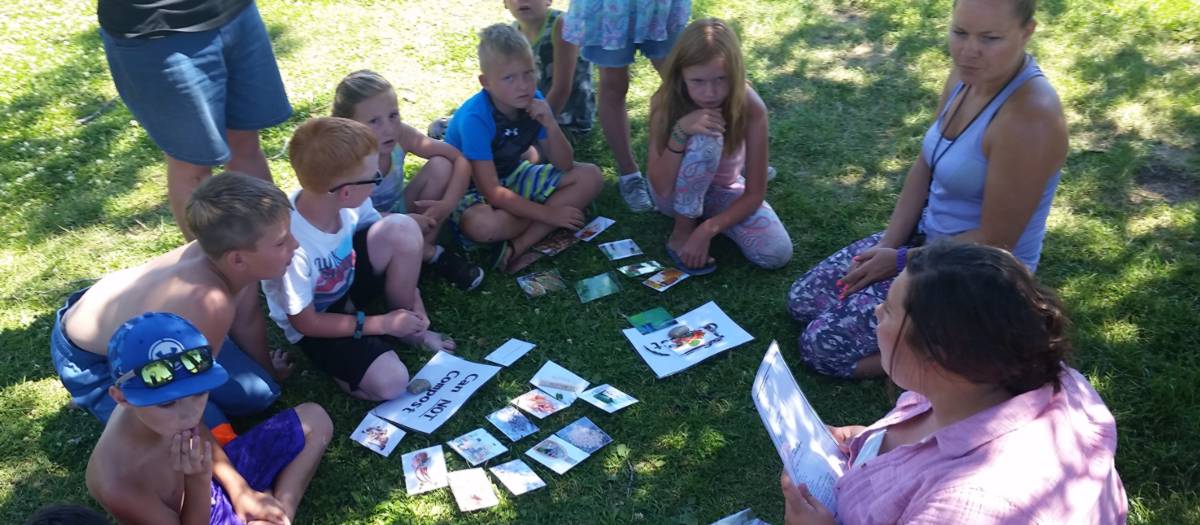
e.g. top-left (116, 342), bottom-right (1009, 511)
top-left (919, 56), bottom-right (1059, 272)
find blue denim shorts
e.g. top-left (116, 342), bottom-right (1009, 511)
top-left (100, 1), bottom-right (291, 166)
top-left (51, 288), bottom-right (281, 427)
top-left (580, 33), bottom-right (681, 68)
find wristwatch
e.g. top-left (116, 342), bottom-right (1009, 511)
top-left (353, 310), bottom-right (365, 339)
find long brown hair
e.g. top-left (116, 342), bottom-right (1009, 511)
top-left (650, 18), bottom-right (747, 156)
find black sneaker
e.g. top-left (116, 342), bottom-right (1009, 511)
top-left (432, 249), bottom-right (484, 291)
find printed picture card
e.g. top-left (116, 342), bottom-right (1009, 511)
top-left (598, 239), bottom-right (643, 261)
top-left (350, 413), bottom-right (406, 457)
top-left (575, 272), bottom-right (621, 303)
top-left (448, 468), bottom-right (500, 512)
top-left (617, 260), bottom-right (664, 277)
top-left (484, 338), bottom-right (537, 367)
top-left (526, 435), bottom-right (590, 475)
top-left (627, 307), bottom-right (677, 335)
top-left (517, 269), bottom-right (568, 298)
top-left (575, 216), bottom-right (615, 241)
top-left (532, 229), bottom-right (580, 256)
top-left (555, 417), bottom-right (613, 454)
top-left (580, 384), bottom-right (639, 413)
top-left (489, 459), bottom-right (547, 496)
top-left (487, 406), bottom-right (539, 442)
top-left (401, 445), bottom-right (449, 496)
top-left (512, 389), bottom-right (571, 419)
top-left (644, 268), bottom-right (690, 292)
top-left (447, 428), bottom-right (508, 466)
top-left (529, 360), bottom-right (590, 403)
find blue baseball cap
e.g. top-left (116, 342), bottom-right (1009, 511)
top-left (107, 312), bottom-right (229, 407)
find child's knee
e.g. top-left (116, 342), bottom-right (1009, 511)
top-left (294, 402), bottom-right (333, 445)
top-left (372, 214), bottom-right (423, 250)
top-left (569, 163), bottom-right (603, 193)
top-left (422, 155), bottom-right (453, 180)
top-left (359, 356), bottom-right (410, 400)
top-left (751, 238), bottom-right (794, 270)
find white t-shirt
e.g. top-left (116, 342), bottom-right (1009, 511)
top-left (262, 191), bottom-right (382, 343)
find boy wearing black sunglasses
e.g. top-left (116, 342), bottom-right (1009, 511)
top-left (261, 117), bottom-right (457, 403)
top-left (53, 173), bottom-right (297, 446)
top-left (86, 312), bottom-right (331, 525)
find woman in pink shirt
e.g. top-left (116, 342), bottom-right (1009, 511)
top-left (781, 241), bottom-right (1127, 524)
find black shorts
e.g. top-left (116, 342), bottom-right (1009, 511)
top-left (296, 228), bottom-right (396, 391)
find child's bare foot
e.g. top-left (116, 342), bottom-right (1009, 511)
top-left (403, 330), bottom-right (457, 354)
top-left (270, 348), bottom-right (294, 381)
top-left (504, 250), bottom-right (543, 275)
top-left (667, 222), bottom-right (715, 269)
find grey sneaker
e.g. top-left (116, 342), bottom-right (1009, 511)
top-left (427, 116), bottom-right (450, 140)
top-left (618, 173), bottom-right (654, 212)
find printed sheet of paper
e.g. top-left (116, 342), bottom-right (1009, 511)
top-left (598, 239), bottom-right (643, 260)
top-left (373, 352), bottom-right (501, 434)
top-left (512, 389), bottom-right (570, 419)
top-left (752, 341), bottom-right (847, 511)
top-left (554, 417), bottom-right (613, 454)
top-left (617, 260), bottom-right (664, 277)
top-left (489, 459), bottom-right (546, 496)
top-left (484, 338), bottom-right (536, 367)
top-left (531, 229), bottom-right (579, 256)
top-left (448, 468), bottom-right (500, 512)
top-left (580, 384), bottom-right (638, 413)
top-left (711, 508), bottom-right (771, 525)
top-left (516, 269), bottom-right (567, 298)
top-left (487, 405), bottom-right (539, 441)
top-left (350, 413), bottom-right (405, 457)
top-left (526, 434), bottom-right (589, 474)
top-left (401, 445), bottom-right (449, 495)
top-left (622, 301), bottom-right (754, 379)
top-left (529, 360), bottom-right (589, 403)
top-left (575, 216), bottom-right (615, 241)
top-left (447, 428), bottom-right (508, 466)
top-left (643, 268), bottom-right (690, 292)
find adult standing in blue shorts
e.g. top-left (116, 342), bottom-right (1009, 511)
top-left (98, 0), bottom-right (291, 239)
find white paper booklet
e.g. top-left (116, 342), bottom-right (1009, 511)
top-left (372, 351), bottom-right (501, 434)
top-left (622, 301), bottom-right (754, 379)
top-left (752, 341), bottom-right (847, 511)
top-left (484, 338), bottom-right (536, 367)
top-left (401, 445), bottom-right (450, 496)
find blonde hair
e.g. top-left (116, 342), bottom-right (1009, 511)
top-left (477, 23), bottom-right (534, 74)
top-left (288, 117), bottom-right (379, 192)
top-left (186, 172), bottom-right (291, 259)
top-left (332, 69), bottom-right (395, 120)
top-left (651, 19), bottom-right (748, 156)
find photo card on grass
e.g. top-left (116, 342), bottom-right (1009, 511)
top-left (617, 260), bottom-right (664, 277)
top-left (598, 239), bottom-right (643, 261)
top-left (526, 434), bottom-right (590, 475)
top-left (484, 338), bottom-right (537, 367)
top-left (446, 428), bottom-right (508, 466)
top-left (487, 405), bottom-right (539, 442)
top-left (516, 269), bottom-right (568, 298)
top-left (644, 268), bottom-right (690, 292)
top-left (529, 360), bottom-right (590, 403)
top-left (512, 389), bottom-right (571, 419)
top-left (448, 468), bottom-right (500, 512)
top-left (401, 445), bottom-right (449, 496)
top-left (489, 459), bottom-right (547, 496)
top-left (575, 216), bottom-right (615, 241)
top-left (350, 413), bottom-right (406, 457)
top-left (531, 229), bottom-right (580, 256)
top-left (555, 416), bottom-right (613, 454)
top-left (575, 272), bottom-right (622, 303)
top-left (580, 384), bottom-right (639, 413)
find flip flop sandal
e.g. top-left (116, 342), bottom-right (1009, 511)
top-left (492, 241), bottom-right (513, 271)
top-left (666, 246), bottom-right (717, 276)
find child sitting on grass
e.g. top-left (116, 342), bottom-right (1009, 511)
top-left (86, 312), bottom-right (331, 524)
top-left (446, 23), bottom-right (603, 274)
top-left (332, 70), bottom-right (484, 291)
top-left (262, 117), bottom-right (455, 402)
top-left (504, 0), bottom-right (594, 137)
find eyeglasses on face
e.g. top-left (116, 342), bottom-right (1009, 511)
top-left (328, 171), bottom-right (384, 193)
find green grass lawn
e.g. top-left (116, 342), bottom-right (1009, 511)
top-left (2, 0), bottom-right (1198, 523)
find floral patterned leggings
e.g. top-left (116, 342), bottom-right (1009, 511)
top-left (651, 133), bottom-right (793, 269)
top-left (787, 232), bottom-right (894, 378)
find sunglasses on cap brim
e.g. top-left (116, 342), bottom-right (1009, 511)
top-left (116, 346), bottom-right (215, 389)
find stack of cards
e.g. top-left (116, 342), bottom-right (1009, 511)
top-left (517, 269), bottom-right (567, 298)
top-left (575, 272), bottom-right (621, 303)
top-left (448, 468), bottom-right (500, 512)
top-left (487, 406), bottom-right (539, 441)
top-left (512, 389), bottom-right (570, 419)
top-left (489, 459), bottom-right (546, 496)
top-left (580, 384), bottom-right (639, 413)
top-left (402, 445), bottom-right (450, 495)
top-left (575, 216), bottom-right (615, 241)
top-left (484, 338), bottom-right (536, 367)
top-left (617, 260), bottom-right (664, 277)
top-left (529, 361), bottom-right (590, 403)
top-left (350, 414), bottom-right (405, 457)
top-left (644, 268), bottom-right (690, 292)
top-left (447, 429), bottom-right (507, 466)
top-left (531, 229), bottom-right (580, 256)
top-left (599, 239), bottom-right (643, 261)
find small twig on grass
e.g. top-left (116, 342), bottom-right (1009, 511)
top-left (75, 99), bottom-right (118, 126)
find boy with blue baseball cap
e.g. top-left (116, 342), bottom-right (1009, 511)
top-left (86, 312), bottom-right (331, 525)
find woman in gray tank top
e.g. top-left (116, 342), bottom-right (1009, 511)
top-left (786, 0), bottom-right (1069, 380)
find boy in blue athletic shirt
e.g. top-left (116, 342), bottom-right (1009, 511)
top-left (446, 23), bottom-right (602, 274)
